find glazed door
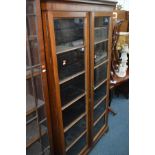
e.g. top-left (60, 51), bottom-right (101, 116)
top-left (43, 12), bottom-right (90, 155)
top-left (90, 12), bottom-right (112, 142)
top-left (26, 0), bottom-right (53, 154)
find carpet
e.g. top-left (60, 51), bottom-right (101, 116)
top-left (89, 95), bottom-right (129, 155)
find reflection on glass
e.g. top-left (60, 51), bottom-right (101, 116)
top-left (62, 97), bottom-right (85, 128)
top-left (26, 1), bottom-right (35, 14)
top-left (26, 78), bottom-right (35, 114)
top-left (54, 18), bottom-right (84, 53)
top-left (33, 75), bottom-right (44, 101)
top-left (26, 75), bottom-right (45, 115)
top-left (94, 41), bottom-right (108, 66)
top-left (29, 39), bottom-right (40, 66)
top-left (26, 120), bottom-right (47, 147)
top-left (27, 15), bottom-right (37, 35)
top-left (26, 141), bottom-right (42, 155)
top-left (93, 116), bottom-right (105, 138)
top-left (95, 27), bottom-right (108, 42)
top-left (95, 17), bottom-right (109, 27)
top-left (94, 82), bottom-right (107, 105)
top-left (93, 99), bottom-right (106, 122)
top-left (65, 117), bottom-right (86, 147)
top-left (94, 62), bottom-right (107, 87)
top-left (26, 48), bottom-right (30, 67)
top-left (57, 48), bottom-right (85, 81)
top-left (66, 134), bottom-right (86, 155)
top-left (41, 133), bottom-right (50, 148)
top-left (38, 106), bottom-right (45, 122)
top-left (60, 74), bottom-right (85, 107)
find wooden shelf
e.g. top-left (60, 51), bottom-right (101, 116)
top-left (26, 68), bottom-right (41, 79)
top-left (94, 59), bottom-right (108, 69)
top-left (94, 95), bottom-right (106, 110)
top-left (27, 142), bottom-right (50, 155)
top-left (94, 26), bottom-right (107, 30)
top-left (94, 38), bottom-right (108, 45)
top-left (26, 120), bottom-right (47, 148)
top-left (62, 93), bottom-right (86, 111)
top-left (93, 124), bottom-right (107, 142)
top-left (26, 95), bottom-right (44, 116)
top-left (66, 130), bottom-right (87, 152)
top-left (64, 112), bottom-right (86, 133)
top-left (59, 70), bottom-right (85, 85)
top-left (94, 79), bottom-right (107, 90)
top-left (26, 141), bottom-right (42, 154)
top-left (27, 13), bottom-right (36, 16)
top-left (93, 111), bottom-right (106, 126)
top-left (56, 45), bottom-right (84, 55)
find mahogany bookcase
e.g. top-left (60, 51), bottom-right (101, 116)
top-left (26, 0), bottom-right (117, 155)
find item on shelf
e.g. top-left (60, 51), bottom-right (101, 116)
top-left (115, 44), bottom-right (129, 77)
top-left (72, 39), bottom-right (84, 47)
top-left (95, 52), bottom-right (107, 64)
top-left (95, 27), bottom-right (108, 42)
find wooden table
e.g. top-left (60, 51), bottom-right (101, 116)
top-left (110, 69), bottom-right (129, 89)
top-left (108, 69), bottom-right (129, 115)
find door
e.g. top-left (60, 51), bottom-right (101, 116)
top-left (26, 0), bottom-right (53, 154)
top-left (42, 11), bottom-right (90, 155)
top-left (90, 12), bottom-right (112, 142)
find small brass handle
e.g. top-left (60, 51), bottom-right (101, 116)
top-left (42, 65), bottom-right (46, 73)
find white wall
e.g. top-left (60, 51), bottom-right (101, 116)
top-left (117, 0), bottom-right (129, 11)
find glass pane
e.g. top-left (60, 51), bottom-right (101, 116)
top-left (94, 62), bottom-right (107, 87)
top-left (26, 78), bottom-right (36, 114)
top-left (94, 82), bottom-right (107, 105)
top-left (60, 74), bottom-right (85, 107)
top-left (95, 27), bottom-right (108, 42)
top-left (54, 18), bottom-right (84, 53)
top-left (95, 17), bottom-right (109, 27)
top-left (65, 117), bottom-right (86, 147)
top-left (26, 0), bottom-right (52, 154)
top-left (26, 120), bottom-right (39, 146)
top-left (57, 48), bottom-right (85, 81)
top-left (26, 0), bottom-right (36, 14)
top-left (26, 120), bottom-right (47, 146)
top-left (38, 106), bottom-right (46, 122)
top-left (62, 97), bottom-right (85, 127)
top-left (26, 141), bottom-right (42, 155)
top-left (41, 133), bottom-right (50, 148)
top-left (27, 15), bottom-right (37, 36)
top-left (66, 134), bottom-right (86, 155)
top-left (93, 99), bottom-right (106, 122)
top-left (29, 39), bottom-right (40, 66)
top-left (34, 75), bottom-right (44, 102)
top-left (93, 115), bottom-right (106, 138)
top-left (94, 41), bottom-right (108, 66)
top-left (26, 48), bottom-right (31, 67)
top-left (26, 140), bottom-right (51, 155)
top-left (26, 111), bottom-right (36, 122)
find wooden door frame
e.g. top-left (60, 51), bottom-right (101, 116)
top-left (90, 11), bottom-right (113, 143)
top-left (35, 0), bottom-right (54, 153)
top-left (42, 11), bottom-right (90, 155)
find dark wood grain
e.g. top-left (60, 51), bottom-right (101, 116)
top-left (41, 2), bottom-right (115, 12)
top-left (105, 13), bottom-right (113, 126)
top-left (42, 12), bottom-right (66, 155)
top-left (89, 12), bottom-right (95, 148)
top-left (36, 0), bottom-right (54, 153)
top-left (40, 1), bottom-right (116, 154)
